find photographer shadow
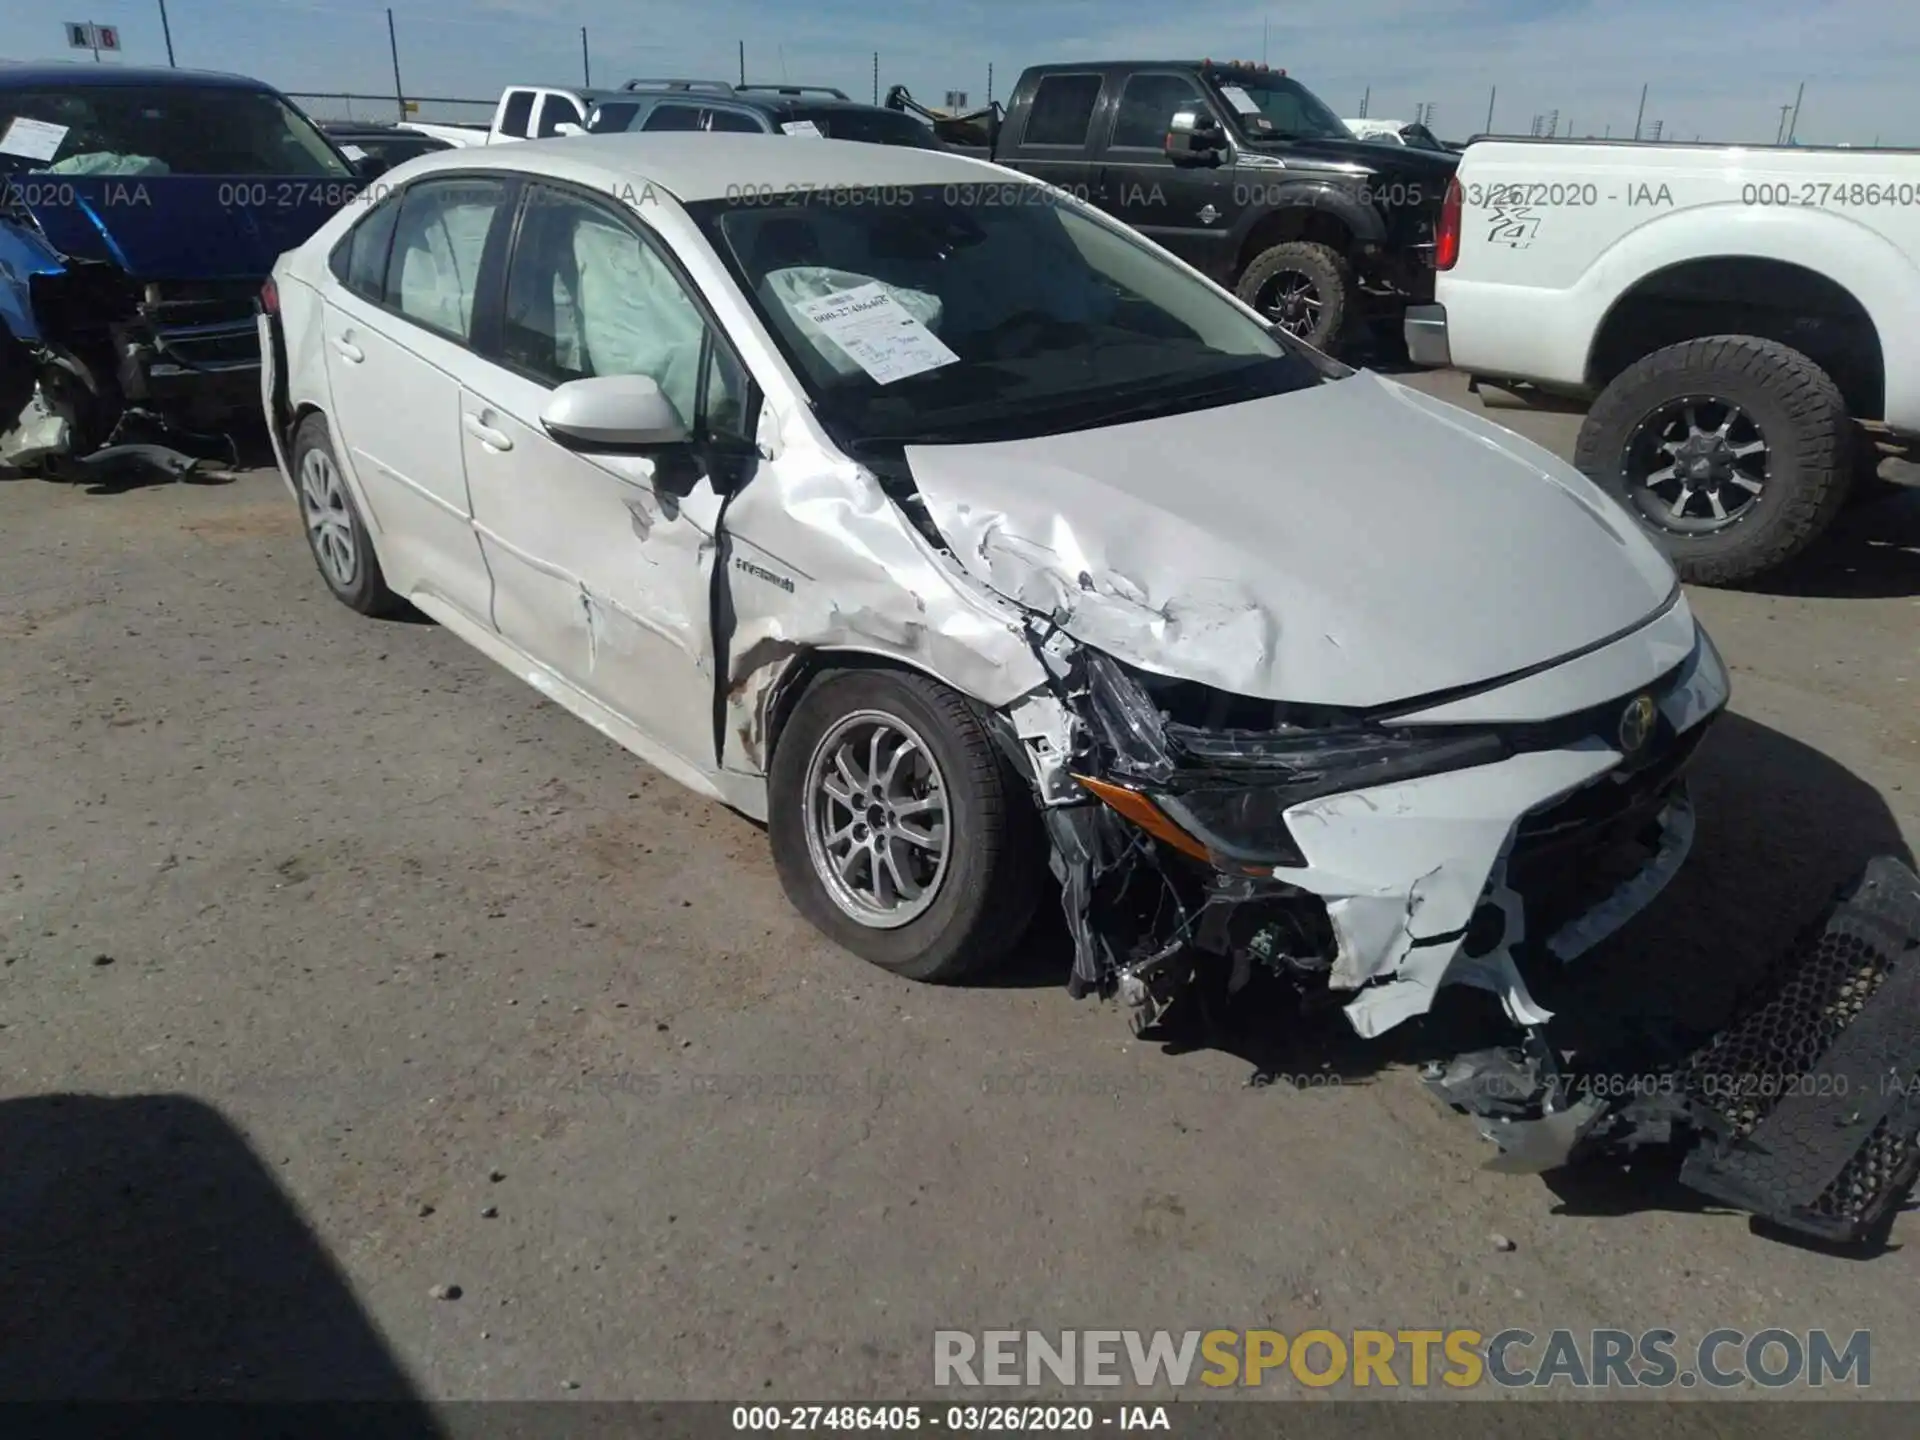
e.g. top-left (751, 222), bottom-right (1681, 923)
top-left (0, 1091), bottom-right (443, 1426)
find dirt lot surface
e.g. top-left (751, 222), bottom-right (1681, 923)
top-left (3, 368), bottom-right (1917, 1404)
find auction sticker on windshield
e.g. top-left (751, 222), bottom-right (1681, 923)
top-left (0, 117), bottom-right (68, 162)
top-left (800, 282), bottom-right (959, 385)
top-left (780, 120), bottom-right (825, 138)
top-left (1217, 86), bottom-right (1262, 116)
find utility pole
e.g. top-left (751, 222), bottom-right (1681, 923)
top-left (580, 27), bottom-right (589, 86)
top-left (1650, 118), bottom-right (1663, 141)
top-left (386, 7), bottom-right (404, 122)
top-left (1604, 123), bottom-right (1611, 138)
top-left (1484, 85), bottom-right (1495, 134)
top-left (872, 52), bottom-right (878, 106)
top-left (1787, 80), bottom-right (1804, 143)
top-left (738, 40), bottom-right (745, 85)
top-left (1359, 86), bottom-right (1369, 118)
top-left (987, 62), bottom-right (994, 105)
top-left (157, 0), bottom-right (176, 65)
top-left (1775, 104), bottom-right (1792, 144)
top-left (1632, 82), bottom-right (1647, 140)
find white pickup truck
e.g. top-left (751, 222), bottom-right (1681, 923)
top-left (404, 84), bottom-right (623, 149)
top-left (1405, 138), bottom-right (1920, 583)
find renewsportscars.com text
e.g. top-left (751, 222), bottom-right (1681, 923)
top-left (933, 1328), bottom-right (1871, 1390)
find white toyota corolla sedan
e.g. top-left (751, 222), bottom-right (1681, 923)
top-left (259, 133), bottom-right (1728, 1043)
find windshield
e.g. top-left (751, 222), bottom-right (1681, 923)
top-left (688, 185), bottom-right (1325, 450)
top-left (786, 107), bottom-right (942, 148)
top-left (1204, 70), bottom-right (1355, 142)
top-left (1397, 122), bottom-right (1449, 152)
top-left (0, 85), bottom-right (350, 177)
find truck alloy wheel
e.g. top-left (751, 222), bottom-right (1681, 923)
top-left (1236, 241), bottom-right (1352, 353)
top-left (1575, 336), bottom-right (1852, 586)
top-left (1621, 396), bottom-right (1770, 534)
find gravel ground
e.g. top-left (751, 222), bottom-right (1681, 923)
top-left (2, 369), bottom-right (1917, 1404)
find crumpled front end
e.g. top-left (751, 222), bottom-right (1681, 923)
top-left (997, 614), bottom-right (1730, 1043)
top-left (2, 223), bottom-right (257, 474)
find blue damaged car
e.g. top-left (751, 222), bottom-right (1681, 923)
top-left (0, 63), bottom-right (374, 473)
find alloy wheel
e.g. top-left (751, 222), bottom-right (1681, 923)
top-left (801, 709), bottom-right (951, 929)
top-left (299, 447), bottom-right (359, 589)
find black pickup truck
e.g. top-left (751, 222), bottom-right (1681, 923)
top-left (888, 60), bottom-right (1457, 356)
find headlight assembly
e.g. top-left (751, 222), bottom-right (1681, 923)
top-left (1076, 651), bottom-right (1509, 868)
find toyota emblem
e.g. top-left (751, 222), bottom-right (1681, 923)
top-left (1617, 693), bottom-right (1657, 754)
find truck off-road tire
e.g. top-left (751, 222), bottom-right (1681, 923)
top-left (768, 668), bottom-right (1044, 984)
top-left (291, 413), bottom-right (404, 617)
top-left (1236, 241), bottom-right (1352, 354)
top-left (1575, 336), bottom-right (1853, 587)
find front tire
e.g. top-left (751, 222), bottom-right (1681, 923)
top-left (1236, 241), bottom-right (1353, 354)
top-left (768, 669), bottom-right (1044, 984)
top-left (1574, 336), bottom-right (1852, 586)
top-left (292, 414), bottom-right (403, 617)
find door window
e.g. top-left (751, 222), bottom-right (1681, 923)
top-left (498, 90), bottom-right (535, 137)
top-left (1109, 74), bottom-right (1207, 150)
top-left (388, 177), bottom-right (508, 341)
top-left (1021, 73), bottom-right (1102, 147)
top-left (500, 186), bottom-right (736, 435)
top-left (642, 103), bottom-right (703, 132)
top-left (535, 94), bottom-right (586, 137)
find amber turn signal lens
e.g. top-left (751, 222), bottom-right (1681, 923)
top-left (1072, 775), bottom-right (1212, 863)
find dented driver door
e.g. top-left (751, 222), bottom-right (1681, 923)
top-left (460, 182), bottom-right (739, 774)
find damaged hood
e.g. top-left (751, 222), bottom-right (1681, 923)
top-left (17, 177), bottom-right (351, 280)
top-left (905, 371), bottom-right (1677, 709)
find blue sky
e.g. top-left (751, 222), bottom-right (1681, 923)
top-left (6, 0), bottom-right (1917, 144)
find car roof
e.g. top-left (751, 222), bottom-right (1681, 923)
top-left (398, 132), bottom-right (998, 202)
top-left (0, 62), bottom-right (279, 90)
top-left (604, 87), bottom-right (907, 118)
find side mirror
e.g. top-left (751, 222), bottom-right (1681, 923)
top-left (350, 152), bottom-right (391, 180)
top-left (540, 375), bottom-right (687, 452)
top-left (1164, 107), bottom-right (1226, 165)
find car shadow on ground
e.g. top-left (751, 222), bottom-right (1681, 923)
top-left (1044, 709), bottom-right (1915, 1243)
top-left (0, 1092), bottom-right (444, 1423)
top-left (1757, 468), bottom-right (1920, 602)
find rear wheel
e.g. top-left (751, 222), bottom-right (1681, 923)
top-left (1236, 241), bottom-right (1353, 354)
top-left (292, 414), bottom-right (403, 617)
top-left (1574, 336), bottom-right (1852, 586)
top-left (767, 668), bottom-right (1043, 984)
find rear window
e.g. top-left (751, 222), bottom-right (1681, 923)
top-left (1021, 73), bottom-right (1102, 147)
top-left (788, 108), bottom-right (941, 148)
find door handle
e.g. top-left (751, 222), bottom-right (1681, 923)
top-left (462, 412), bottom-right (514, 451)
top-left (331, 336), bottom-right (364, 363)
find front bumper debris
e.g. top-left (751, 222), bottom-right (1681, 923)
top-left (1428, 857), bottom-right (1920, 1243)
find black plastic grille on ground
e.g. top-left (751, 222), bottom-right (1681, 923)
top-left (1676, 856), bottom-right (1920, 1240)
